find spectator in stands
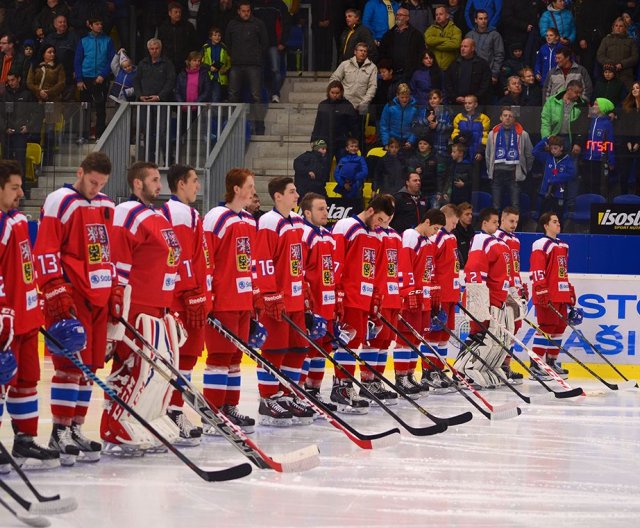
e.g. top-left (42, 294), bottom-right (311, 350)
top-left (253, 0), bottom-right (290, 104)
top-left (575, 0), bottom-right (619, 77)
top-left (445, 38), bottom-right (492, 104)
top-left (532, 135), bottom-right (575, 218)
top-left (26, 45), bottom-right (65, 102)
top-left (109, 0), bottom-right (132, 53)
top-left (74, 17), bottom-right (115, 142)
top-left (539, 0), bottom-right (575, 45)
top-left (330, 42), bottom-right (378, 115)
top-left (311, 80), bottom-right (359, 163)
top-left (371, 59), bottom-right (400, 119)
top-left (379, 6), bottom-right (425, 82)
top-left (334, 137), bottom-right (368, 211)
top-left (1, 72), bottom-right (36, 169)
top-left (501, 0), bottom-right (544, 52)
top-left (69, 0), bottom-right (111, 39)
top-left (498, 75), bottom-right (526, 105)
top-left (175, 50), bottom-right (211, 106)
top-left (6, 1), bottom-right (39, 43)
top-left (499, 42), bottom-right (526, 91)
top-left (443, 142), bottom-right (472, 204)
top-left (197, 0), bottom-right (235, 44)
top-left (464, 0), bottom-right (502, 31)
top-left (225, 1), bottom-right (269, 135)
top-left (35, 0), bottom-right (70, 38)
top-left (425, 6), bottom-right (462, 72)
top-left (43, 15), bottom-right (77, 99)
top-left (405, 137), bottom-right (439, 206)
top-left (202, 26), bottom-right (231, 103)
top-left (338, 8), bottom-right (378, 64)
top-left (18, 40), bottom-right (35, 79)
top-left (294, 139), bottom-right (330, 199)
top-left (596, 17), bottom-right (639, 91)
top-left (0, 34), bottom-right (26, 95)
top-left (134, 38), bottom-right (176, 161)
top-left (485, 106), bottom-right (534, 209)
top-left (374, 137), bottom-right (405, 194)
top-left (593, 64), bottom-right (625, 107)
top-left (534, 27), bottom-right (560, 85)
top-left (519, 67), bottom-right (542, 106)
top-left (312, 0), bottom-right (336, 71)
top-left (363, 0), bottom-right (399, 43)
top-left (447, 0), bottom-right (469, 36)
top-left (379, 83), bottom-right (419, 151)
top-left (246, 192), bottom-right (265, 220)
top-left (402, 0), bottom-right (433, 34)
top-left (390, 171), bottom-right (428, 232)
top-left (158, 2), bottom-right (198, 76)
top-left (542, 46), bottom-right (592, 102)
top-left (541, 79), bottom-right (588, 148)
top-left (137, 0), bottom-right (168, 53)
top-left (466, 9), bottom-right (504, 86)
top-left (409, 50), bottom-right (443, 106)
top-left (109, 48), bottom-right (137, 101)
top-left (453, 201), bottom-right (474, 266)
top-left (617, 82), bottom-right (640, 196)
top-left (621, 12), bottom-right (640, 46)
top-left (582, 97), bottom-right (616, 197)
top-left (451, 93), bottom-right (490, 193)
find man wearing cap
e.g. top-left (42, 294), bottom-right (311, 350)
top-left (293, 140), bottom-right (330, 200)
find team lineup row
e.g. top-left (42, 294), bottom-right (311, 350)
top-left (0, 153), bottom-right (580, 472)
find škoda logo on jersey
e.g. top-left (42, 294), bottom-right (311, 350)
top-left (321, 254), bottom-right (334, 285)
top-left (557, 255), bottom-right (567, 278)
top-left (161, 228), bottom-right (181, 267)
top-left (236, 236), bottom-right (251, 271)
top-left (386, 248), bottom-right (397, 277)
top-left (86, 224), bottom-right (110, 264)
top-left (362, 248), bottom-right (376, 278)
top-left (19, 240), bottom-right (34, 284)
top-left (290, 243), bottom-right (302, 276)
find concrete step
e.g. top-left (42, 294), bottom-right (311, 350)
top-left (290, 80), bottom-right (332, 93)
top-left (267, 122), bottom-right (313, 136)
top-left (247, 141), bottom-right (308, 159)
top-left (287, 91), bottom-right (325, 105)
top-left (251, 157), bottom-right (292, 170)
top-left (265, 110), bottom-right (317, 126)
top-left (250, 134), bottom-right (311, 143)
top-left (252, 168), bottom-right (295, 177)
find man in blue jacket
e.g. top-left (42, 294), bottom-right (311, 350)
top-left (74, 16), bottom-right (115, 142)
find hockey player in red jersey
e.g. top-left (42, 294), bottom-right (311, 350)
top-left (330, 194), bottom-right (395, 414)
top-left (422, 203), bottom-right (461, 392)
top-left (454, 207), bottom-right (513, 388)
top-left (0, 161), bottom-right (60, 470)
top-left (160, 165), bottom-right (209, 445)
top-left (529, 211), bottom-right (576, 380)
top-left (34, 152), bottom-right (119, 465)
top-left (297, 192), bottom-right (339, 413)
top-left (495, 206), bottom-right (527, 384)
top-left (395, 208), bottom-right (445, 396)
top-left (102, 162), bottom-right (183, 453)
top-left (253, 177), bottom-right (313, 426)
top-left (203, 168), bottom-right (258, 433)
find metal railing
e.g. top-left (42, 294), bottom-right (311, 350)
top-left (95, 101), bottom-right (131, 203)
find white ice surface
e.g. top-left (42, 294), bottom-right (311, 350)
top-left (1, 360), bottom-right (640, 528)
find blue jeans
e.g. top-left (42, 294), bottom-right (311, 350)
top-left (491, 169), bottom-right (519, 209)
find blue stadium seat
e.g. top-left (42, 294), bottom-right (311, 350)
top-left (471, 191), bottom-right (492, 220)
top-left (612, 194), bottom-right (640, 205)
top-left (569, 193), bottom-right (606, 224)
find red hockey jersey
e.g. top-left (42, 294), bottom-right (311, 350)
top-left (529, 236), bottom-right (571, 303)
top-left (203, 206), bottom-right (257, 312)
top-left (495, 228), bottom-right (522, 290)
top-left (112, 200), bottom-right (182, 309)
top-left (0, 210), bottom-right (43, 334)
top-left (254, 210), bottom-right (305, 312)
top-left (399, 228), bottom-right (436, 311)
top-left (161, 196), bottom-right (212, 312)
top-left (375, 227), bottom-right (402, 309)
top-left (429, 227), bottom-right (461, 303)
top-left (332, 216), bottom-right (380, 311)
top-left (301, 220), bottom-right (336, 320)
top-left (465, 232), bottom-right (511, 306)
top-left (34, 185), bottom-right (115, 306)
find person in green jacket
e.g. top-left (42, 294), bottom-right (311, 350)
top-left (424, 6), bottom-right (462, 71)
top-left (202, 27), bottom-right (231, 102)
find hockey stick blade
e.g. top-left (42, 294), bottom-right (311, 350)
top-left (615, 380), bottom-right (639, 390)
top-left (552, 387), bottom-right (585, 399)
top-left (442, 411), bottom-right (474, 426)
top-left (271, 445), bottom-right (322, 473)
top-left (0, 480), bottom-right (77, 516)
top-left (0, 494), bottom-right (50, 528)
top-left (489, 406), bottom-right (522, 420)
top-left (196, 463), bottom-right (253, 482)
top-left (0, 443), bottom-right (61, 504)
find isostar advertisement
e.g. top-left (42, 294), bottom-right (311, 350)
top-left (591, 204), bottom-right (640, 235)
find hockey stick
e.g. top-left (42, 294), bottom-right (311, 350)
top-left (117, 318), bottom-right (320, 472)
top-left (282, 313), bottom-right (448, 436)
top-left (547, 304), bottom-right (639, 389)
top-left (456, 303), bottom-right (585, 399)
top-left (39, 328), bottom-right (252, 482)
top-left (377, 313), bottom-right (521, 420)
top-left (398, 313), bottom-right (527, 410)
top-left (207, 315), bottom-right (401, 450)
top-left (325, 329), bottom-right (473, 426)
top-left (0, 493), bottom-right (49, 528)
top-left (0, 477), bottom-right (76, 516)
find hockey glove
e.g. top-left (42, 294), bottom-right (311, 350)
top-left (182, 289), bottom-right (207, 328)
top-left (0, 306), bottom-right (15, 351)
top-left (429, 284), bottom-right (442, 313)
top-left (0, 349), bottom-right (17, 385)
top-left (262, 292), bottom-right (286, 321)
top-left (253, 289), bottom-right (265, 318)
top-left (109, 285), bottom-right (125, 319)
top-left (369, 289), bottom-right (383, 318)
top-left (303, 282), bottom-right (314, 312)
top-left (45, 318), bottom-right (87, 356)
top-left (431, 309), bottom-right (448, 331)
top-left (568, 283), bottom-right (577, 307)
top-left (305, 312), bottom-right (328, 340)
top-left (568, 306), bottom-right (584, 326)
top-left (42, 278), bottom-right (76, 322)
top-left (404, 289), bottom-right (422, 312)
top-left (335, 286), bottom-right (345, 320)
top-left (248, 319), bottom-right (268, 348)
top-left (532, 282), bottom-right (549, 306)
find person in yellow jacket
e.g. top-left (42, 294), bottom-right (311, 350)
top-left (202, 27), bottom-right (231, 102)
